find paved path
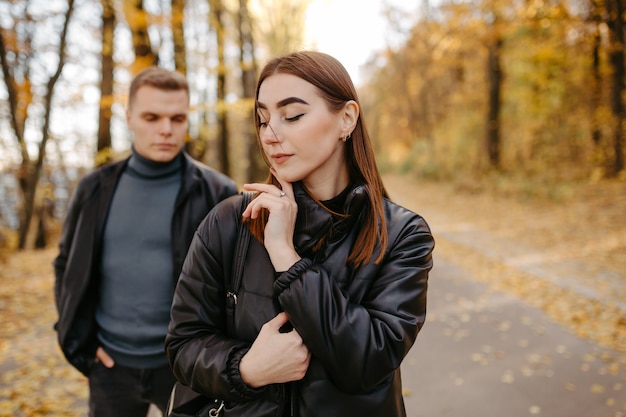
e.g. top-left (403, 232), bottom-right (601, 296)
top-left (402, 258), bottom-right (625, 417)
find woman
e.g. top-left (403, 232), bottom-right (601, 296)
top-left (165, 51), bottom-right (435, 417)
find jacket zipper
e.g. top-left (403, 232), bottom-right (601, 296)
top-left (279, 383), bottom-right (295, 417)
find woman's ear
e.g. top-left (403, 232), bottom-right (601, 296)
top-left (341, 100), bottom-right (359, 137)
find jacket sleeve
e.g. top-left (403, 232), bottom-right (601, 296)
top-left (166, 196), bottom-right (275, 402)
top-left (274, 207), bottom-right (434, 394)
top-left (52, 172), bottom-right (107, 377)
top-left (53, 176), bottom-right (90, 314)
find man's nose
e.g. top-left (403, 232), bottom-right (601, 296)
top-left (159, 119), bottom-right (173, 135)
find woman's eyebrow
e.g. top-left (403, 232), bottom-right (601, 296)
top-left (257, 97), bottom-right (309, 110)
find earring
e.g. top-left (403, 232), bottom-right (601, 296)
top-left (342, 133), bottom-right (351, 143)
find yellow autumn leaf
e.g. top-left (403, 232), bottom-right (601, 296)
top-left (590, 384), bottom-right (606, 394)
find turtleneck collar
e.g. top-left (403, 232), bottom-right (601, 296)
top-left (292, 182), bottom-right (368, 253)
top-left (322, 183), bottom-right (354, 214)
top-left (127, 146), bottom-right (183, 179)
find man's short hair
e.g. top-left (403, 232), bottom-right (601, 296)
top-left (128, 66), bottom-right (189, 107)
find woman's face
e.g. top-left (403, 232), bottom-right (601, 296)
top-left (257, 73), bottom-right (350, 196)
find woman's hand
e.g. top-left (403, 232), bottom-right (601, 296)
top-left (242, 171), bottom-right (300, 271)
top-left (239, 312), bottom-right (311, 388)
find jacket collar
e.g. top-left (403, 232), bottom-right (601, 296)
top-left (292, 182), bottom-right (369, 253)
top-left (175, 153), bottom-right (204, 207)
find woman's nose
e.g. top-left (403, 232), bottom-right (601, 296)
top-left (260, 123), bottom-right (280, 144)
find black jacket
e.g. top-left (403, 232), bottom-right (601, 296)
top-left (166, 183), bottom-right (435, 417)
top-left (53, 153), bottom-right (237, 376)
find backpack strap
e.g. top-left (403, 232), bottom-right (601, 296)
top-left (225, 192), bottom-right (253, 326)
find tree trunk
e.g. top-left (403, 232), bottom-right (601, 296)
top-left (18, 0), bottom-right (75, 249)
top-left (96, 0), bottom-right (115, 167)
top-left (124, 0), bottom-right (158, 73)
top-left (486, 19), bottom-right (502, 168)
top-left (171, 0), bottom-right (187, 75)
top-left (0, 29), bottom-right (29, 164)
top-left (0, 27), bottom-right (31, 242)
top-left (209, 0), bottom-right (230, 176)
top-left (171, 0), bottom-right (200, 160)
top-left (606, 0), bottom-right (625, 176)
top-left (237, 0), bottom-right (264, 182)
top-left (590, 4), bottom-right (602, 147)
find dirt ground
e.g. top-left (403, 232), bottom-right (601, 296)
top-left (0, 174), bottom-right (624, 416)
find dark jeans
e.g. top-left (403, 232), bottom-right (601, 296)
top-left (88, 361), bottom-right (177, 417)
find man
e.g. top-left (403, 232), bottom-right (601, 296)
top-left (53, 66), bottom-right (238, 417)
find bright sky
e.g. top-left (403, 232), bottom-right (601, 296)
top-left (303, 0), bottom-right (413, 86)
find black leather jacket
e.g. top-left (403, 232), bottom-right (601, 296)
top-left (166, 182), bottom-right (435, 417)
top-left (53, 153), bottom-right (237, 376)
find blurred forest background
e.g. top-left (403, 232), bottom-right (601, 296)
top-left (0, 0), bottom-right (625, 253)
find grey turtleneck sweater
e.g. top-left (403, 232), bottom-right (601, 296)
top-left (96, 149), bottom-right (182, 368)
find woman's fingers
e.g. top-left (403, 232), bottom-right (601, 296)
top-left (242, 183), bottom-right (288, 199)
top-left (266, 312), bottom-right (289, 330)
top-left (241, 182), bottom-right (295, 220)
top-left (240, 312), bottom-right (310, 387)
top-left (241, 174), bottom-right (300, 271)
top-left (270, 168), bottom-right (294, 199)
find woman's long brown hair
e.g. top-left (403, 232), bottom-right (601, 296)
top-left (249, 51), bottom-right (388, 267)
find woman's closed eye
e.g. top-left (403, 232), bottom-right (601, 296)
top-left (285, 114), bottom-right (304, 122)
top-left (257, 112), bottom-right (304, 127)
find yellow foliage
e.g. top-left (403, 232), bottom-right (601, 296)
top-left (0, 229), bottom-right (19, 253)
top-left (130, 58), bottom-right (155, 76)
top-left (99, 94), bottom-right (116, 108)
top-left (95, 147), bottom-right (114, 167)
top-left (122, 1), bottom-right (149, 28)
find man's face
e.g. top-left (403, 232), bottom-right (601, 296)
top-left (126, 85), bottom-right (189, 162)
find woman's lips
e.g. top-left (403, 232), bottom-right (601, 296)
top-left (271, 153), bottom-right (292, 164)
